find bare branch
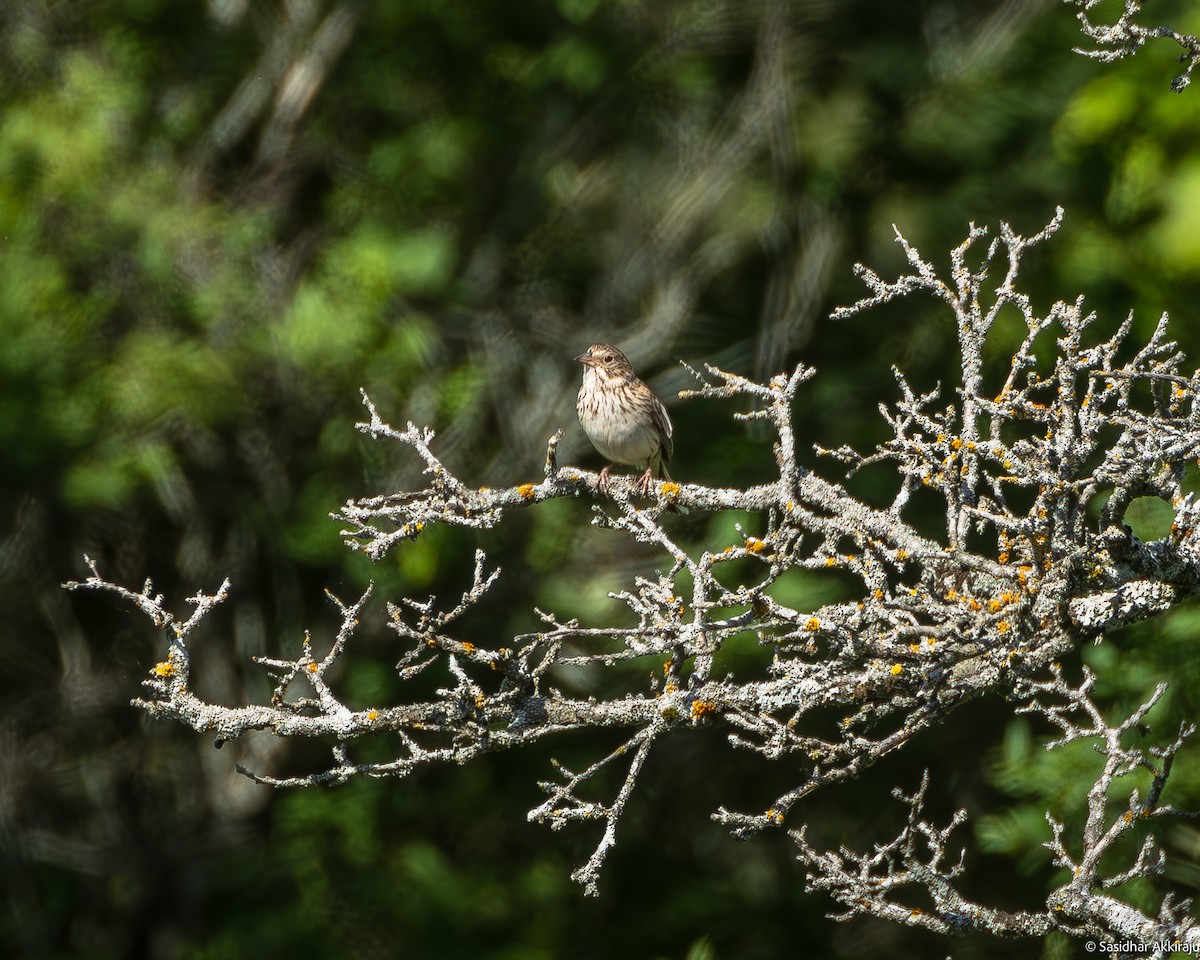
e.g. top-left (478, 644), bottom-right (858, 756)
top-left (1066, 0), bottom-right (1200, 92)
top-left (68, 211), bottom-right (1200, 927)
top-left (792, 671), bottom-right (1199, 942)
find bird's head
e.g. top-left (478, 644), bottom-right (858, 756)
top-left (576, 343), bottom-right (634, 380)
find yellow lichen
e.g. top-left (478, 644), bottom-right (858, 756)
top-left (805, 617), bottom-right (820, 631)
top-left (890, 664), bottom-right (903, 676)
top-left (517, 483), bottom-right (535, 500)
top-left (691, 700), bottom-right (716, 719)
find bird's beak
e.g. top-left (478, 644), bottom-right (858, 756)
top-left (575, 353), bottom-right (596, 366)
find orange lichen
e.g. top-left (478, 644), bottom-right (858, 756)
top-left (517, 483), bottom-right (535, 500)
top-left (691, 700), bottom-right (716, 719)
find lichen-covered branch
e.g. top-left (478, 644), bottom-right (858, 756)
top-left (67, 210), bottom-right (1200, 927)
top-left (794, 669), bottom-right (1199, 945)
top-left (1066, 0), bottom-right (1200, 92)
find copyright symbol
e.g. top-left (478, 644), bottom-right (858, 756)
top-left (1085, 942), bottom-right (1096, 953)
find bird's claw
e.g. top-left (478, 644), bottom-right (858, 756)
top-left (594, 466), bottom-right (658, 499)
top-left (636, 468), bottom-right (655, 498)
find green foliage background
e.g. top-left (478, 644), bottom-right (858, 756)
top-left (3, 1), bottom-right (1199, 957)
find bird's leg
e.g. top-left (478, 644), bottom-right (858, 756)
top-left (596, 465), bottom-right (613, 495)
top-left (636, 467), bottom-right (655, 497)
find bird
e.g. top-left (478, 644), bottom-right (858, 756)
top-left (575, 343), bottom-right (674, 497)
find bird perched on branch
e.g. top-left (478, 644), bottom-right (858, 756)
top-left (575, 343), bottom-right (674, 497)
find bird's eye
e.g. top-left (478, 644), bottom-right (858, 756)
top-left (603, 354), bottom-right (613, 363)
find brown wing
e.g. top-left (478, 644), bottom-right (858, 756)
top-left (653, 396), bottom-right (673, 465)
